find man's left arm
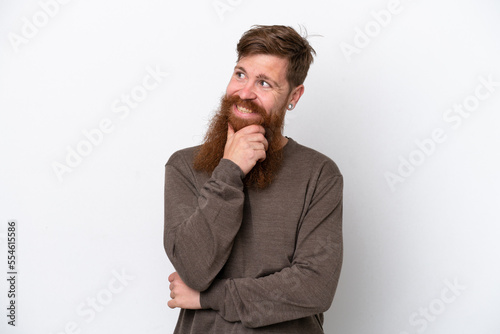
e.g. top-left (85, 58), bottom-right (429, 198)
top-left (198, 171), bottom-right (343, 328)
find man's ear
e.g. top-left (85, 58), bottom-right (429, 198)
top-left (288, 84), bottom-right (305, 108)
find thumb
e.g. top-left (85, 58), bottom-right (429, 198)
top-left (227, 123), bottom-right (235, 138)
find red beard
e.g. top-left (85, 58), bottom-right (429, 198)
top-left (193, 95), bottom-right (287, 189)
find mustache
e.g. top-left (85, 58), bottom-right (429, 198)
top-left (224, 95), bottom-right (268, 119)
top-left (193, 93), bottom-right (286, 189)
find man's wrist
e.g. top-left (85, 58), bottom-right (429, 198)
top-left (212, 159), bottom-right (245, 187)
top-left (200, 278), bottom-right (227, 310)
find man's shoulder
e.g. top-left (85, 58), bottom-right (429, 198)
top-left (286, 138), bottom-right (342, 176)
top-left (165, 145), bottom-right (200, 167)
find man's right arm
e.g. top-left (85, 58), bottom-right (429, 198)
top-left (164, 153), bottom-right (245, 292)
top-left (164, 123), bottom-right (268, 291)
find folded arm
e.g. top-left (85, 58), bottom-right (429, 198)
top-left (200, 173), bottom-right (343, 328)
top-left (164, 152), bottom-right (246, 291)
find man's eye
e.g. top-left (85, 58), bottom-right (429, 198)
top-left (236, 72), bottom-right (245, 79)
top-left (260, 81), bottom-right (271, 88)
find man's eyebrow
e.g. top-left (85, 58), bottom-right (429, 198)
top-left (234, 66), bottom-right (246, 73)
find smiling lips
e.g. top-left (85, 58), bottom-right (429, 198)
top-left (236, 104), bottom-right (255, 114)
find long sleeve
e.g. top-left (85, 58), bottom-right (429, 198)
top-left (200, 163), bottom-right (343, 328)
top-left (164, 150), bottom-right (246, 291)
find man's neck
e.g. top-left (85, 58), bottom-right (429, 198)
top-left (278, 135), bottom-right (289, 149)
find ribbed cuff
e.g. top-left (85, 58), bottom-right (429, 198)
top-left (212, 159), bottom-right (245, 188)
top-left (200, 278), bottom-right (227, 310)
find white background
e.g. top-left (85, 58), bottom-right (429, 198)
top-left (1, 0), bottom-right (499, 333)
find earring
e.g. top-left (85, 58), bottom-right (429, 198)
top-left (288, 103), bottom-right (294, 110)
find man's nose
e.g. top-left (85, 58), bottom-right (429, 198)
top-left (238, 82), bottom-right (257, 100)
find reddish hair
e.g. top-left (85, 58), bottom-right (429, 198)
top-left (236, 25), bottom-right (316, 89)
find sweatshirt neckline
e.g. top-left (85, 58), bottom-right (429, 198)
top-left (283, 136), bottom-right (297, 153)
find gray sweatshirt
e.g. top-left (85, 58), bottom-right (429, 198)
top-left (164, 138), bottom-right (343, 333)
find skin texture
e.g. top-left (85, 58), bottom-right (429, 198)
top-left (168, 54), bottom-right (305, 310)
top-left (223, 123), bottom-right (267, 176)
top-left (168, 272), bottom-right (201, 309)
top-left (224, 54), bottom-right (304, 168)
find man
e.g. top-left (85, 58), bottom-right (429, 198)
top-left (164, 25), bottom-right (343, 333)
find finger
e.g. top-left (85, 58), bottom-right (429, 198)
top-left (246, 141), bottom-right (267, 152)
top-left (258, 136), bottom-right (268, 151)
top-left (170, 290), bottom-right (175, 299)
top-left (168, 272), bottom-right (176, 282)
top-left (244, 133), bottom-right (268, 150)
top-left (256, 150), bottom-right (267, 163)
top-left (167, 299), bottom-right (176, 309)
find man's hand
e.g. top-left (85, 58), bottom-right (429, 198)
top-left (223, 124), bottom-right (268, 175)
top-left (168, 272), bottom-right (201, 309)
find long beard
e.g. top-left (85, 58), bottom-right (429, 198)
top-left (193, 95), bottom-right (287, 189)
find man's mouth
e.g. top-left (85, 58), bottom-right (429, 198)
top-left (236, 104), bottom-right (254, 114)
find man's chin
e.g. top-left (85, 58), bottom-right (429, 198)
top-left (229, 113), bottom-right (264, 132)
top-left (194, 94), bottom-right (285, 189)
